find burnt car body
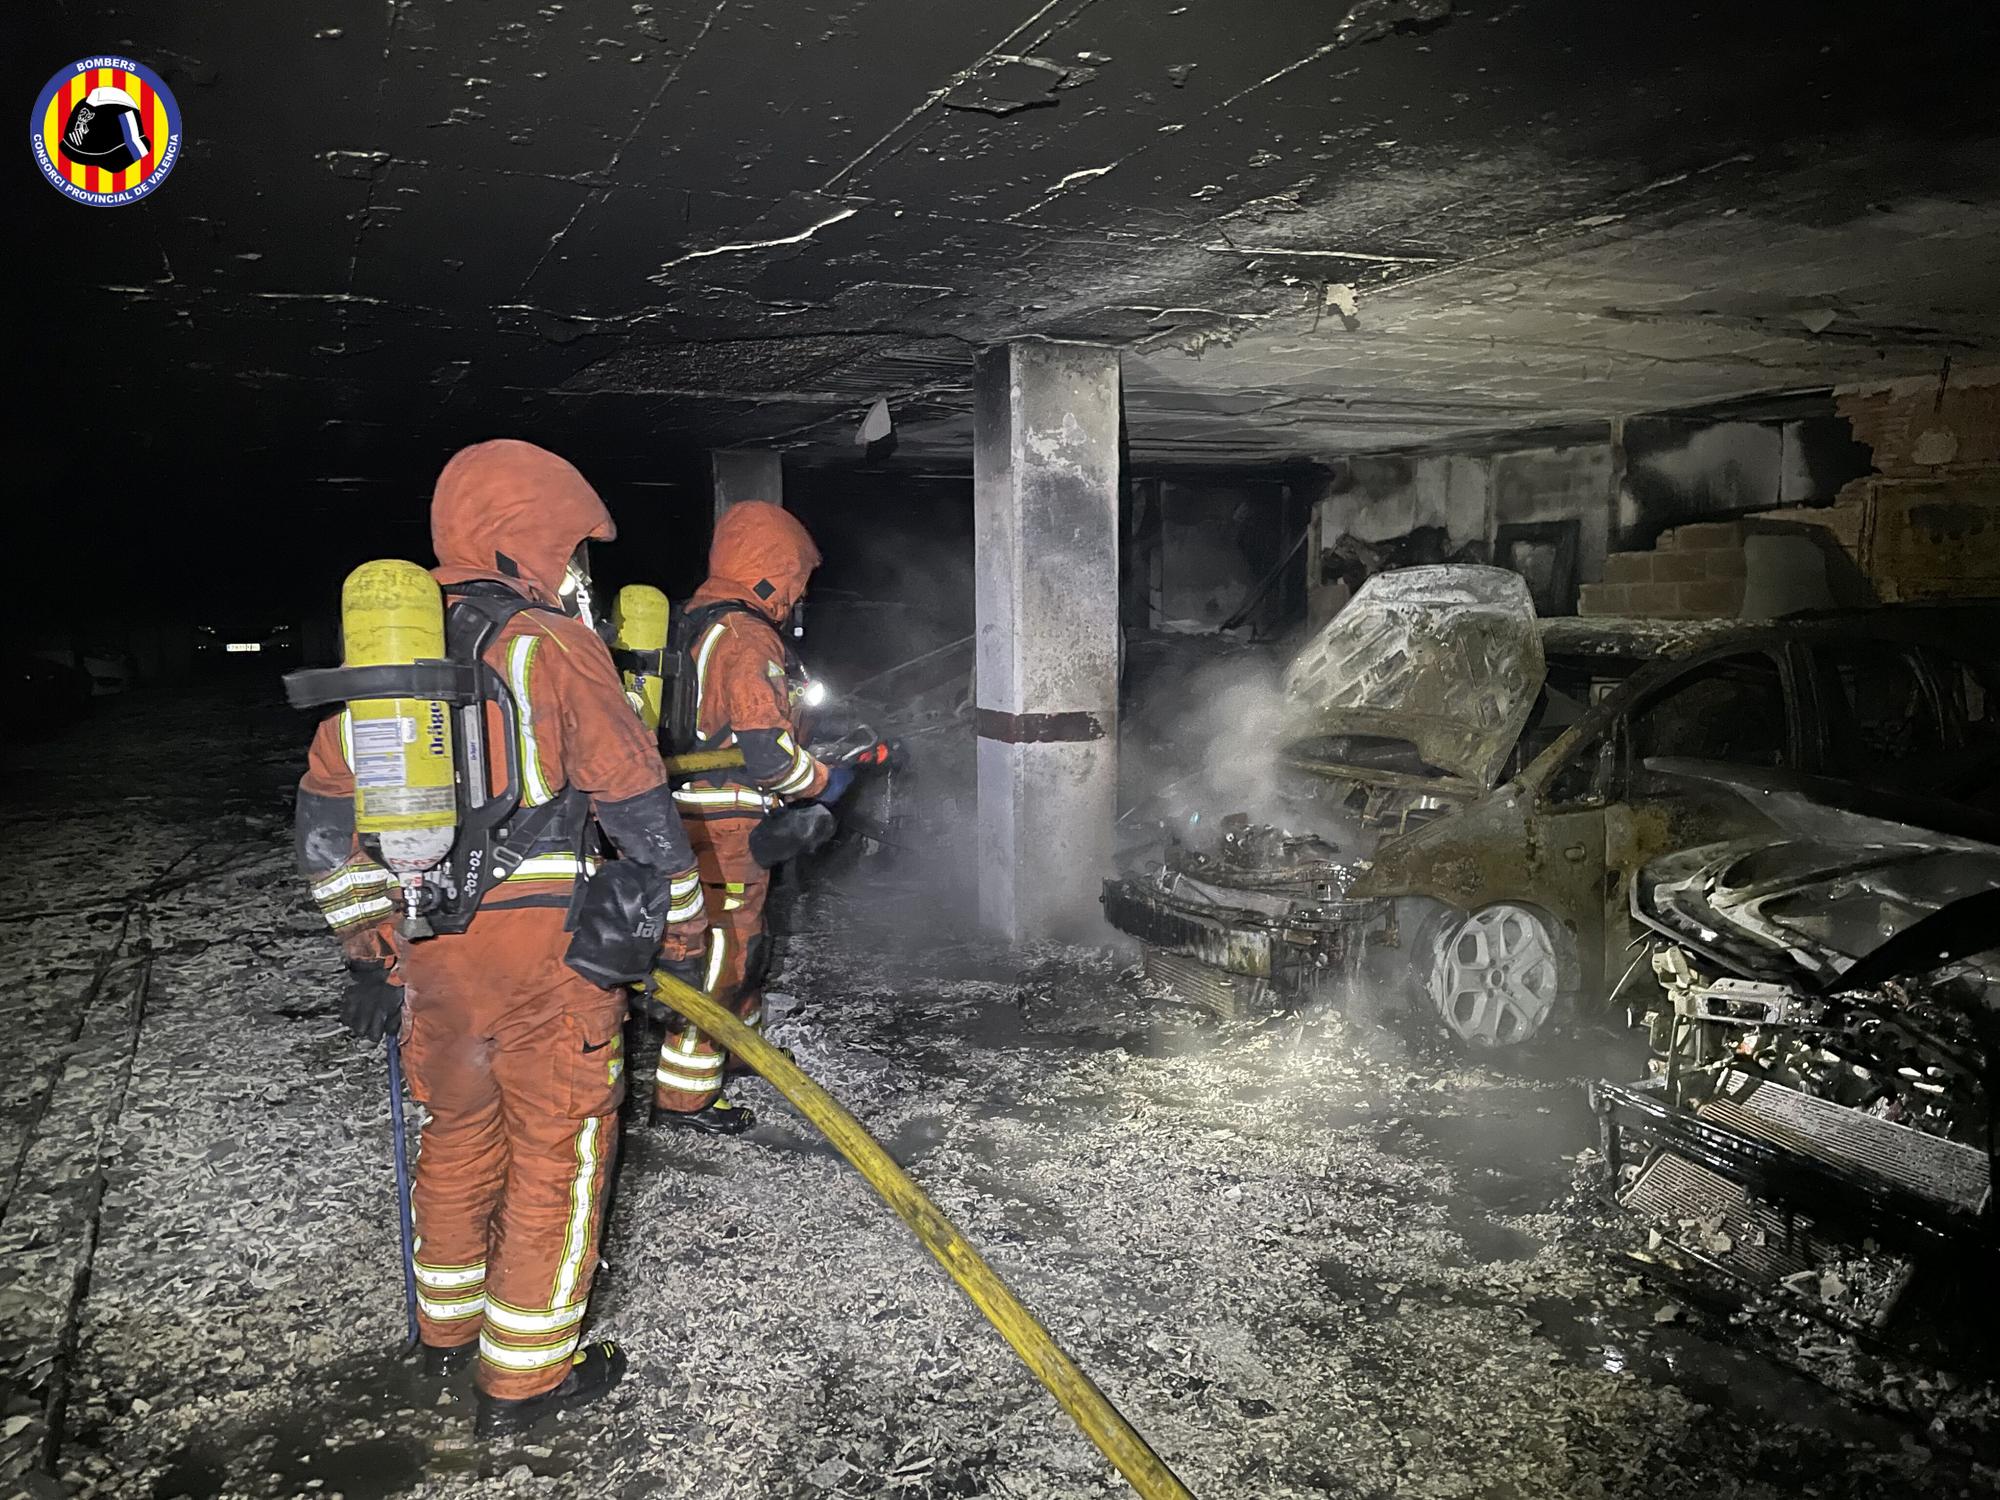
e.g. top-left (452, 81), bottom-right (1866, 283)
top-left (1593, 765), bottom-right (1997, 1334)
top-left (1105, 565), bottom-right (2000, 1045)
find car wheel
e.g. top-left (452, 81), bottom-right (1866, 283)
top-left (1422, 903), bottom-right (1570, 1048)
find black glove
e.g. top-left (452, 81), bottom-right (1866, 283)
top-left (340, 962), bottom-right (405, 1044)
top-left (748, 803), bottom-right (838, 868)
top-left (634, 948), bottom-right (708, 1024)
top-left (565, 861), bottom-right (672, 988)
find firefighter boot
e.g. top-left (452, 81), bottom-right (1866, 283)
top-left (474, 1341), bottom-right (628, 1439)
top-left (422, 1342), bottom-right (476, 1379)
top-left (652, 1096), bottom-right (756, 1135)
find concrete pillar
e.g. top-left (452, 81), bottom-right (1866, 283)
top-left (709, 449), bottom-right (782, 520)
top-left (973, 340), bottom-right (1122, 942)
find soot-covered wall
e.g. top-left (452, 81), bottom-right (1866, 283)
top-left (784, 470), bottom-right (975, 693)
top-left (1308, 407), bottom-right (1876, 624)
top-left (1127, 479), bottom-right (1303, 639)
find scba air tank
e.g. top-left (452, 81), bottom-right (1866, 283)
top-left (612, 583), bottom-right (671, 731)
top-left (340, 560), bottom-right (457, 884)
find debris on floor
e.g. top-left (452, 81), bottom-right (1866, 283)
top-left (2, 696), bottom-right (1996, 1498)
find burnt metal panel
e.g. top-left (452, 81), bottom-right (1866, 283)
top-left (1101, 878), bottom-right (1276, 978)
top-left (1142, 949), bottom-right (1260, 1024)
top-left (1592, 1078), bottom-right (1992, 1252)
top-left (1701, 1073), bottom-right (1989, 1217)
top-left (1282, 566), bottom-right (1545, 788)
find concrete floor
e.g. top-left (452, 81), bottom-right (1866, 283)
top-left (2, 692), bottom-right (1996, 1499)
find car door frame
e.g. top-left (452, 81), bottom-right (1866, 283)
top-left (1352, 633), bottom-right (1808, 1011)
top-left (1792, 623), bottom-right (1972, 785)
top-left (1514, 635), bottom-right (1808, 1000)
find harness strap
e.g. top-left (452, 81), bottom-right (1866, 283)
top-left (670, 599), bottom-right (800, 754)
top-left (488, 786), bottom-right (588, 883)
top-left (424, 587), bottom-right (590, 935)
top-left (612, 646), bottom-right (673, 677)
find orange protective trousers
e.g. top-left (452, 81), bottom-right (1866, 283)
top-left (652, 816), bottom-right (769, 1113)
top-left (397, 905), bottom-right (625, 1401)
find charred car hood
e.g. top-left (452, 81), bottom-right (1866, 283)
top-left (1634, 759), bottom-right (2000, 987)
top-left (1281, 566), bottom-right (1545, 791)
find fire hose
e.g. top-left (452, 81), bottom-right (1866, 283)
top-left (649, 970), bottom-right (1197, 1500)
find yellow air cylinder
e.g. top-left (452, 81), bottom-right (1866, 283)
top-left (340, 560), bottom-right (456, 878)
top-left (612, 584), bottom-right (672, 731)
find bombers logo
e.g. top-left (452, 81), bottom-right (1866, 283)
top-left (30, 57), bottom-right (182, 206)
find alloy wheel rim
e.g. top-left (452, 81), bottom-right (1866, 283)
top-left (1426, 903), bottom-right (1562, 1047)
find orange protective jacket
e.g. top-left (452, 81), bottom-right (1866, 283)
top-left (678, 501), bottom-right (831, 815)
top-left (296, 440), bottom-right (706, 966)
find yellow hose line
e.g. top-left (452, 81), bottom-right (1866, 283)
top-left (651, 973), bottom-right (1197, 1500)
top-left (663, 747), bottom-right (747, 776)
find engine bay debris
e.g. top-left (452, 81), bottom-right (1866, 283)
top-left (1596, 766), bottom-right (1997, 1346)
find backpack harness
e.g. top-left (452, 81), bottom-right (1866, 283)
top-left (284, 581), bottom-right (590, 936)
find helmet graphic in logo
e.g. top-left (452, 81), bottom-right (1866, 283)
top-left (30, 57), bottom-right (182, 206)
top-left (61, 84), bottom-right (152, 173)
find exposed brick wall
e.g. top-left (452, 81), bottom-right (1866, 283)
top-left (1744, 368), bottom-right (2000, 604)
top-left (1862, 476), bottom-right (2000, 601)
top-left (1578, 521), bottom-right (1747, 618)
top-left (1588, 370), bottom-right (2000, 616)
top-left (1836, 367), bottom-right (2000, 478)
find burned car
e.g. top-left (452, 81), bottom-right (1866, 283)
top-left (1103, 814), bottom-right (1368, 1022)
top-left (1593, 764), bottom-right (1996, 1334)
top-left (1106, 564), bottom-right (2000, 1045)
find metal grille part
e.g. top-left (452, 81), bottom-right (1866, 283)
top-left (1620, 1149), bottom-right (1913, 1326)
top-left (1701, 1073), bottom-right (1990, 1215)
top-left (1102, 878), bottom-right (1275, 978)
top-left (1142, 948), bottom-right (1261, 1024)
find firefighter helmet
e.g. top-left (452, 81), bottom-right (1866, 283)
top-left (59, 86), bottom-right (150, 172)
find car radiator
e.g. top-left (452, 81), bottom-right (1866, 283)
top-left (1141, 948), bottom-right (1266, 1024)
top-left (1619, 1150), bottom-right (1914, 1329)
top-left (1101, 877), bottom-right (1277, 978)
top-left (1701, 1072), bottom-right (1990, 1216)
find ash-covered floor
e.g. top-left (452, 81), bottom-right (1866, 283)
top-left (4, 696), bottom-right (1996, 1500)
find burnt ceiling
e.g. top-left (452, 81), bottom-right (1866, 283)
top-left (17, 0), bottom-right (2000, 507)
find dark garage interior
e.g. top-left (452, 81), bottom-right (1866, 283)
top-left (8, 2), bottom-right (2000, 1497)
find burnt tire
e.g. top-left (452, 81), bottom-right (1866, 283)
top-left (1419, 902), bottom-right (1575, 1048)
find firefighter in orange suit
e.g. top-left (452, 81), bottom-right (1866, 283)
top-left (647, 500), bottom-right (845, 1132)
top-left (295, 440), bottom-right (708, 1436)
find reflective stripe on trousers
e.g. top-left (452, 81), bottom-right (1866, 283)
top-left (398, 906), bottom-right (624, 1399)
